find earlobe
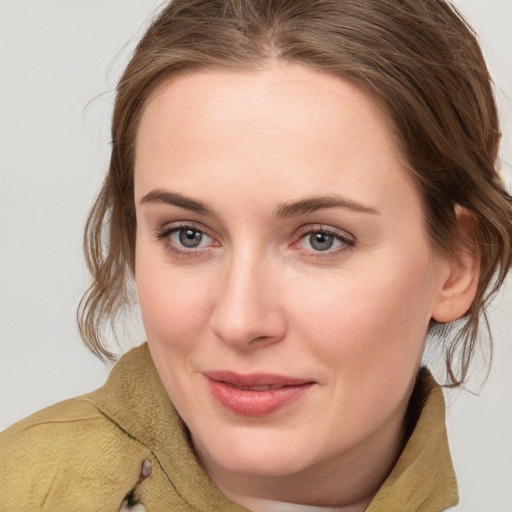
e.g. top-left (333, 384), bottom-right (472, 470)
top-left (431, 208), bottom-right (480, 323)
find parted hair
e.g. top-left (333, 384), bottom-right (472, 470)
top-left (78, 0), bottom-right (512, 386)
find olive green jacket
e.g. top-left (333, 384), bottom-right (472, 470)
top-left (0, 343), bottom-right (458, 511)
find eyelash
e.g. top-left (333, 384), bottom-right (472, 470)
top-left (155, 222), bottom-right (217, 258)
top-left (154, 223), bottom-right (355, 258)
top-left (293, 225), bottom-right (355, 258)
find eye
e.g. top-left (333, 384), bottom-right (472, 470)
top-left (303, 232), bottom-right (339, 251)
top-left (297, 227), bottom-right (354, 254)
top-left (170, 227), bottom-right (212, 249)
top-left (155, 223), bottom-right (217, 256)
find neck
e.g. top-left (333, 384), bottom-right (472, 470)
top-left (194, 391), bottom-right (411, 511)
top-left (226, 497), bottom-right (368, 512)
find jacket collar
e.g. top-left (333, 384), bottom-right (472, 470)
top-left (88, 343), bottom-right (458, 511)
top-left (87, 342), bottom-right (244, 511)
top-left (366, 367), bottom-right (459, 511)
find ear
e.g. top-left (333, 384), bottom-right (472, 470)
top-left (431, 207), bottom-right (480, 323)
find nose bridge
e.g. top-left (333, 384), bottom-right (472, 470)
top-left (210, 242), bottom-right (284, 348)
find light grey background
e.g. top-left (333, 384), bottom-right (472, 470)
top-left (0, 1), bottom-right (510, 510)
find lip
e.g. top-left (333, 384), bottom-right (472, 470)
top-left (205, 371), bottom-right (315, 417)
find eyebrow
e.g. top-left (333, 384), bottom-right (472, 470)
top-left (140, 189), bottom-right (211, 215)
top-left (139, 189), bottom-right (379, 218)
top-left (274, 196), bottom-right (379, 218)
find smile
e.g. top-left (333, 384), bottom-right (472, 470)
top-left (205, 371), bottom-right (315, 417)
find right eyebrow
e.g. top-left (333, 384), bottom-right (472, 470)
top-left (139, 189), bottom-right (211, 215)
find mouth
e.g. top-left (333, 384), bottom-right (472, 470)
top-left (204, 371), bottom-right (315, 417)
top-left (234, 384), bottom-right (291, 391)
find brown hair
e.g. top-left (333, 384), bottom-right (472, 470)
top-left (78, 0), bottom-right (512, 386)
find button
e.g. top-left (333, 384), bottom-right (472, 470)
top-left (141, 459), bottom-right (152, 479)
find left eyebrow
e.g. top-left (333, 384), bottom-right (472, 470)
top-left (274, 195), bottom-right (379, 218)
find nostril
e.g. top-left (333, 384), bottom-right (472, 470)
top-left (250, 335), bottom-right (270, 343)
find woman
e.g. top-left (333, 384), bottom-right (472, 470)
top-left (0, 0), bottom-right (510, 511)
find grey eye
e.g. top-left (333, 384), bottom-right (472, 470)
top-left (309, 232), bottom-right (335, 251)
top-left (298, 230), bottom-right (349, 253)
top-left (180, 229), bottom-right (202, 247)
top-left (171, 228), bottom-right (211, 249)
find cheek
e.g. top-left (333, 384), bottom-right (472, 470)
top-left (135, 250), bottom-right (215, 349)
top-left (292, 256), bottom-right (437, 373)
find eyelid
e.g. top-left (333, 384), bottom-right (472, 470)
top-left (296, 223), bottom-right (354, 240)
top-left (155, 220), bottom-right (216, 239)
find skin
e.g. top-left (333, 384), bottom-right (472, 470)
top-left (134, 64), bottom-right (477, 511)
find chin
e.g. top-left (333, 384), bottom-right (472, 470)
top-left (192, 427), bottom-right (322, 478)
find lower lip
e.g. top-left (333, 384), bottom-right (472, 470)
top-left (207, 379), bottom-right (314, 417)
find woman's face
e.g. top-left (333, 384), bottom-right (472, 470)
top-left (134, 64), bottom-right (450, 488)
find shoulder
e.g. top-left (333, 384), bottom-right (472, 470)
top-left (0, 396), bottom-right (151, 512)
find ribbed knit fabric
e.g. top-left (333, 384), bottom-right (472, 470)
top-left (0, 343), bottom-right (458, 511)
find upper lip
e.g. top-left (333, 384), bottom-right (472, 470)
top-left (205, 370), bottom-right (314, 390)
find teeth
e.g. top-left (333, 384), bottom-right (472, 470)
top-left (238, 385), bottom-right (281, 391)
top-left (221, 381), bottom-right (296, 391)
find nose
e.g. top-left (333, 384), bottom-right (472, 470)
top-left (209, 251), bottom-right (287, 349)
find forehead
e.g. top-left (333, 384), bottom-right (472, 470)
top-left (137, 63), bottom-right (395, 158)
top-left (134, 63), bottom-right (420, 219)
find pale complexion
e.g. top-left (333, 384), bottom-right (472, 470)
top-left (134, 64), bottom-right (477, 511)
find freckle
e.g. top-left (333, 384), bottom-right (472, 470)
top-left (141, 459), bottom-right (152, 479)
